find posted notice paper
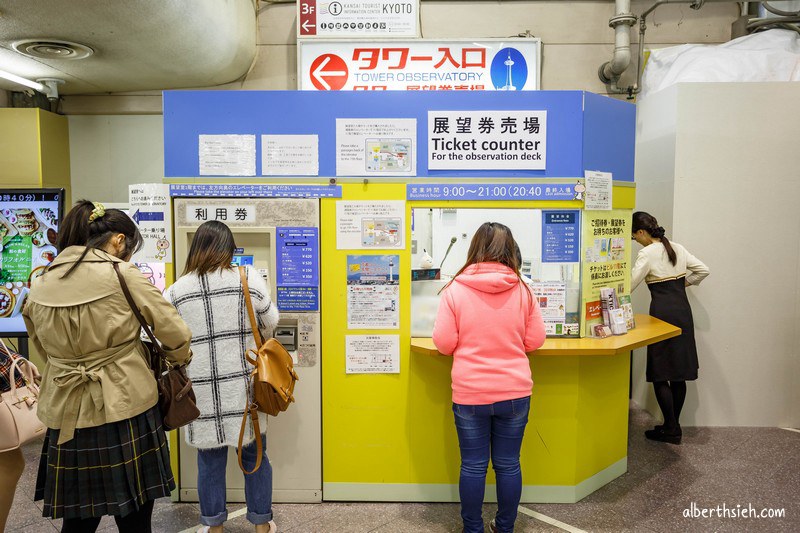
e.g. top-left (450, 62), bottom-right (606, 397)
top-left (336, 201), bottom-right (405, 249)
top-left (345, 335), bottom-right (400, 374)
top-left (336, 118), bottom-right (416, 177)
top-left (584, 170), bottom-right (613, 210)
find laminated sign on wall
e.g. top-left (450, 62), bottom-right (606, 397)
top-left (129, 184), bottom-right (172, 263)
top-left (298, 0), bottom-right (419, 38)
top-left (299, 39), bottom-right (541, 91)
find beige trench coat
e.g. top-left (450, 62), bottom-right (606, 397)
top-left (22, 246), bottom-right (192, 444)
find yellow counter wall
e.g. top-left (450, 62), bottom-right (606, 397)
top-left (321, 182), bottom-right (636, 502)
top-left (0, 108), bottom-right (72, 367)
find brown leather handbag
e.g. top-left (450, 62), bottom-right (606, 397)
top-left (237, 266), bottom-right (298, 474)
top-left (239, 266), bottom-right (298, 415)
top-left (114, 263), bottom-right (199, 430)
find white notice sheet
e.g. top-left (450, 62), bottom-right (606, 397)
top-left (199, 134), bottom-right (256, 176)
top-left (336, 201), bottom-right (405, 249)
top-left (584, 170), bottom-right (613, 210)
top-left (346, 335), bottom-right (400, 374)
top-left (261, 134), bottom-right (319, 176)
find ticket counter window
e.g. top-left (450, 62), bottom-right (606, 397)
top-left (411, 208), bottom-right (581, 337)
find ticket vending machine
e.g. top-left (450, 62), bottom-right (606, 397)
top-left (173, 197), bottom-right (322, 503)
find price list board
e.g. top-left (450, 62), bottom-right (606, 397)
top-left (542, 210), bottom-right (580, 263)
top-left (276, 227), bottom-right (319, 311)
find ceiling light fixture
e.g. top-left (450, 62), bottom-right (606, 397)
top-left (0, 70), bottom-right (65, 100)
top-left (0, 68), bottom-right (46, 92)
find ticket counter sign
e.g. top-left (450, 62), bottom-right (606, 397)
top-left (428, 110), bottom-right (547, 170)
top-left (298, 39), bottom-right (541, 91)
top-left (298, 0), bottom-right (419, 38)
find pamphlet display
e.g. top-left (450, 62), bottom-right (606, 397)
top-left (0, 189), bottom-right (64, 335)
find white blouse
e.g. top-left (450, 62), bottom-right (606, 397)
top-left (632, 241), bottom-right (709, 291)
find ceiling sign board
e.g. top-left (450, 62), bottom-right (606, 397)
top-left (298, 0), bottom-right (419, 38)
top-left (298, 39), bottom-right (541, 91)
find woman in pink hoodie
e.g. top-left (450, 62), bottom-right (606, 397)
top-left (433, 222), bottom-right (546, 533)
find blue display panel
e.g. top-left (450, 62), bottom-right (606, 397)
top-left (276, 227), bottom-right (319, 311)
top-left (170, 184), bottom-right (342, 198)
top-left (164, 90), bottom-right (635, 181)
top-left (542, 210), bottom-right (580, 263)
top-left (407, 183), bottom-right (578, 201)
top-left (276, 287), bottom-right (319, 312)
top-left (231, 255), bottom-right (254, 266)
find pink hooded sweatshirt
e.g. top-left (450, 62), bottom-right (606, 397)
top-left (432, 262), bottom-right (546, 405)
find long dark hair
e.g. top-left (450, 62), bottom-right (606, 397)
top-left (632, 211), bottom-right (676, 266)
top-left (58, 200), bottom-right (144, 278)
top-left (442, 222), bottom-right (531, 303)
top-left (183, 221), bottom-right (236, 276)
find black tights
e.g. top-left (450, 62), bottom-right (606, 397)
top-left (653, 381), bottom-right (687, 432)
top-left (60, 500), bottom-right (154, 533)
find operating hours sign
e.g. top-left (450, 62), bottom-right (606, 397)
top-left (298, 39), bottom-right (541, 91)
top-left (298, 0), bottom-right (419, 38)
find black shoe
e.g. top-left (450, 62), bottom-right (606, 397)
top-left (654, 424), bottom-right (682, 436)
top-left (645, 428), bottom-right (681, 444)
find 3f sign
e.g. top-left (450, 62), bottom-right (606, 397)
top-left (301, 2), bottom-right (315, 14)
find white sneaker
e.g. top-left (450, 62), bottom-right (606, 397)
top-left (269, 521), bottom-right (277, 532)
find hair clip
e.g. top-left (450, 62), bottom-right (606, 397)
top-left (88, 202), bottom-right (106, 223)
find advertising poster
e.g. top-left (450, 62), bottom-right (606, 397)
top-left (299, 39), bottom-right (541, 91)
top-left (129, 184), bottom-right (173, 263)
top-left (199, 134), bottom-right (256, 176)
top-left (584, 170), bottom-right (613, 210)
top-left (336, 201), bottom-right (405, 249)
top-left (276, 227), bottom-right (320, 311)
top-left (530, 281), bottom-right (567, 336)
top-left (580, 210), bottom-right (632, 336)
top-left (428, 110), bottom-right (546, 170)
top-left (134, 262), bottom-right (167, 293)
top-left (298, 0), bottom-right (419, 38)
top-left (346, 254), bottom-right (400, 329)
top-left (336, 118), bottom-right (416, 176)
top-left (261, 134), bottom-right (319, 176)
top-left (541, 210), bottom-right (580, 264)
top-left (345, 334), bottom-right (400, 374)
top-left (0, 191), bottom-right (62, 334)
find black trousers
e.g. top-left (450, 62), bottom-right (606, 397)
top-left (60, 500), bottom-right (154, 533)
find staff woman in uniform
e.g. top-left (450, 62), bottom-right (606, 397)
top-left (631, 212), bottom-right (709, 444)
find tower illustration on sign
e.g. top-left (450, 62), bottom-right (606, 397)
top-left (501, 50), bottom-right (516, 91)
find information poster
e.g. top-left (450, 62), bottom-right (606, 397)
top-left (276, 227), bottom-right (319, 311)
top-left (129, 184), bottom-right (173, 263)
top-left (584, 170), bottom-right (613, 210)
top-left (261, 135), bottom-right (319, 176)
top-left (336, 119), bottom-right (416, 176)
top-left (542, 210), bottom-right (580, 263)
top-left (428, 110), bottom-right (546, 170)
top-left (199, 134), bottom-right (256, 176)
top-left (298, 0), bottom-right (419, 38)
top-left (134, 262), bottom-right (167, 293)
top-left (580, 210), bottom-right (632, 336)
top-left (345, 334), bottom-right (400, 374)
top-left (530, 281), bottom-right (567, 335)
top-left (347, 254), bottom-right (400, 329)
top-left (336, 201), bottom-right (405, 249)
top-left (0, 191), bottom-right (62, 334)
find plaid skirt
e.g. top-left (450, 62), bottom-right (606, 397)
top-left (34, 406), bottom-right (175, 520)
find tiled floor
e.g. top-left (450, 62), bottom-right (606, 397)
top-left (6, 406), bottom-right (799, 532)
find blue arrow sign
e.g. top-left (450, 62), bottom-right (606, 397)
top-left (132, 209), bottom-right (165, 224)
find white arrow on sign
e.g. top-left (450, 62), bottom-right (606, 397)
top-left (301, 20), bottom-right (316, 33)
top-left (311, 55), bottom-right (347, 90)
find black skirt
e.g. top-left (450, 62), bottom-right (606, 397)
top-left (34, 406), bottom-right (175, 520)
top-left (646, 277), bottom-right (699, 382)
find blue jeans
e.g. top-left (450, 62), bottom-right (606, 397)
top-left (453, 396), bottom-right (531, 533)
top-left (196, 435), bottom-right (273, 526)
